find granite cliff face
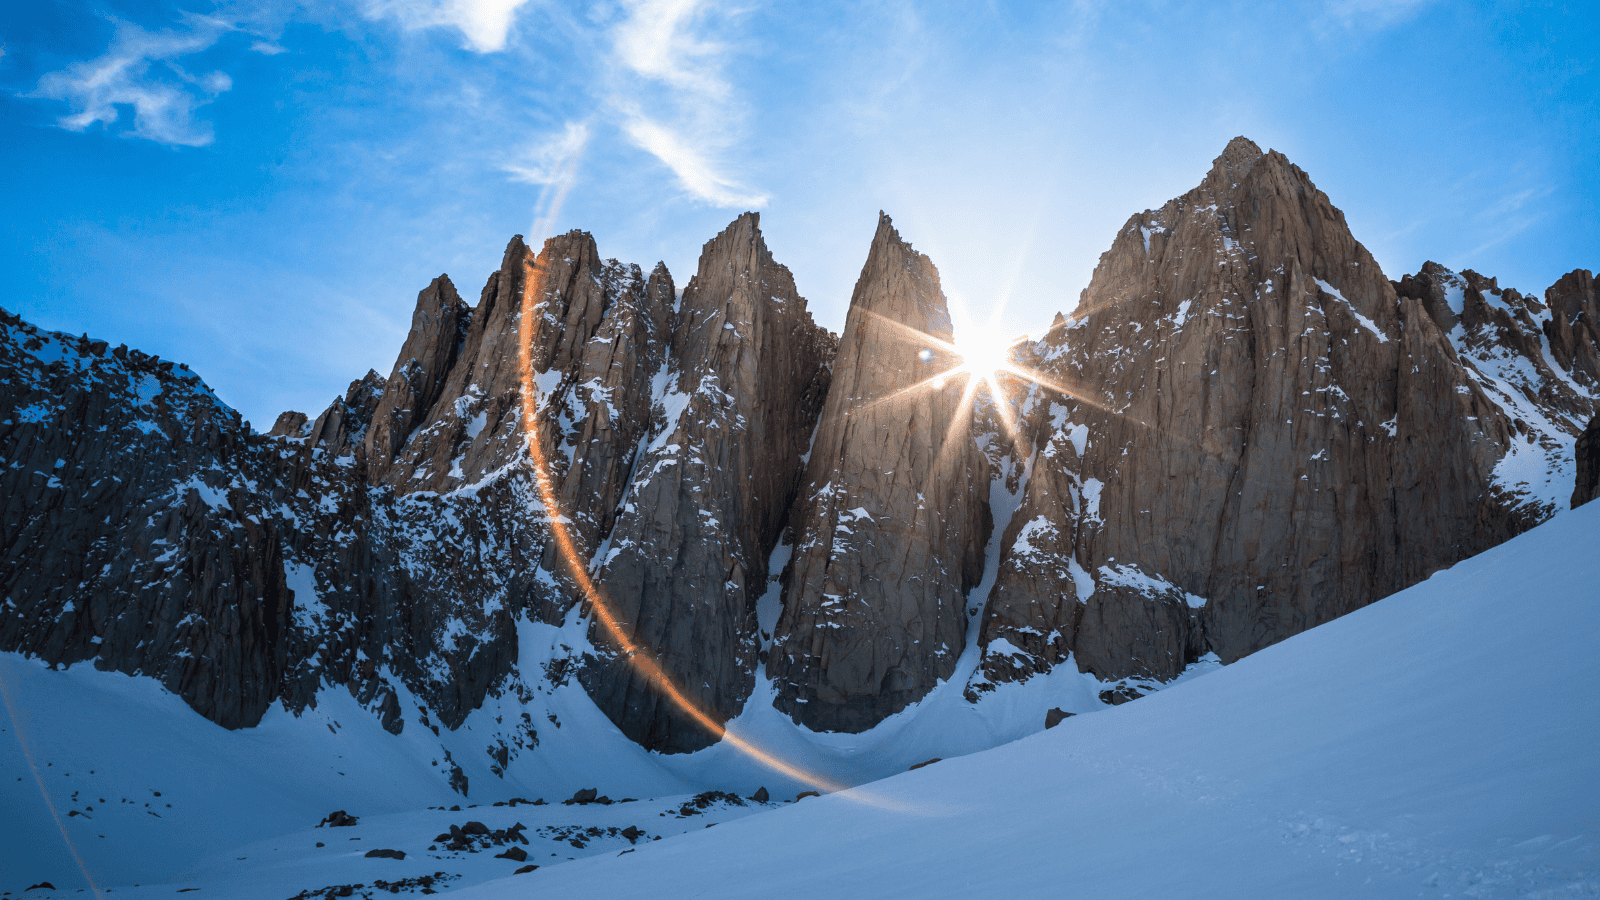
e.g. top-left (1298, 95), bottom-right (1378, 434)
top-left (580, 213), bottom-right (833, 753)
top-left (770, 215), bottom-right (990, 733)
top-left (970, 138), bottom-right (1596, 696)
top-left (2, 140), bottom-right (1594, 779)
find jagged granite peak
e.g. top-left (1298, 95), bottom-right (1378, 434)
top-left (303, 369), bottom-right (385, 459)
top-left (972, 138), bottom-right (1595, 695)
top-left (581, 212), bottom-right (835, 753)
top-left (363, 274), bottom-right (470, 482)
top-left (771, 212), bottom-right (990, 733)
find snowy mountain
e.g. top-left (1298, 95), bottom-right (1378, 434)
top-left (3, 137), bottom-right (1598, 895)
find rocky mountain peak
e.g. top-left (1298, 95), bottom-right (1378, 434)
top-left (770, 212), bottom-right (990, 733)
top-left (1205, 135), bottom-right (1264, 186)
top-left (972, 136), bottom-right (1593, 700)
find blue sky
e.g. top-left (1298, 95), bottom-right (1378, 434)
top-left (3, 0), bottom-right (1596, 427)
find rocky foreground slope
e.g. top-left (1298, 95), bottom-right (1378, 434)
top-left (2, 140), bottom-right (1594, 788)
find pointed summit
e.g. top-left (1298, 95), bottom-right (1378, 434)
top-left (771, 213), bottom-right (990, 733)
top-left (580, 212), bottom-right (834, 753)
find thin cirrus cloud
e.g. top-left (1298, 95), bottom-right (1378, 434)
top-left (604, 0), bottom-right (768, 208)
top-left (27, 0), bottom-right (768, 208)
top-left (360, 0), bottom-right (535, 53)
top-left (369, 0), bottom-right (767, 209)
top-left (29, 14), bottom-right (241, 147)
top-left (616, 108), bottom-right (768, 208)
top-left (504, 121), bottom-right (594, 244)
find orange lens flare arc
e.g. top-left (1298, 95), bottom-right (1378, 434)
top-left (516, 257), bottom-right (853, 797)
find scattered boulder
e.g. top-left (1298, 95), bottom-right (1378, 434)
top-left (1045, 708), bottom-right (1074, 729)
top-left (1099, 687), bottom-right (1143, 706)
top-left (461, 821), bottom-right (490, 836)
top-left (621, 825), bottom-right (642, 843)
top-left (363, 849), bottom-right (405, 860)
top-left (495, 846), bottom-right (528, 862)
top-left (514, 865), bottom-right (538, 874)
top-left (317, 810), bottom-right (359, 828)
top-left (795, 791), bottom-right (820, 801)
top-left (566, 787), bottom-right (599, 805)
top-left (751, 787), bottom-right (769, 803)
top-left (908, 758), bottom-right (941, 771)
top-left (25, 883), bottom-right (55, 892)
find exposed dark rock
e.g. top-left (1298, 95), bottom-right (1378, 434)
top-left (363, 848), bottom-right (405, 859)
top-left (1099, 687), bottom-right (1142, 706)
top-left (750, 787), bottom-right (768, 803)
top-left (1044, 708), bottom-right (1073, 728)
top-left (494, 846), bottom-right (527, 862)
top-left (908, 758), bottom-right (941, 771)
top-left (317, 810), bottom-right (358, 828)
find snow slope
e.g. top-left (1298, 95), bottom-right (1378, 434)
top-left (4, 500), bottom-right (1595, 898)
top-left (454, 499), bottom-right (1600, 900)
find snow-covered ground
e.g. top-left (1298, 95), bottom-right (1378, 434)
top-left (5, 500), bottom-right (1598, 897)
top-left (458, 499), bottom-right (1600, 899)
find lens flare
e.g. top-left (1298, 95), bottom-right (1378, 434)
top-left (513, 253), bottom-right (940, 809)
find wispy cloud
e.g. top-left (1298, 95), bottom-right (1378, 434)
top-left (1321, 0), bottom-right (1436, 31)
top-left (505, 121), bottom-right (593, 244)
top-left (30, 14), bottom-right (238, 147)
top-left (616, 107), bottom-right (766, 207)
top-left (362, 0), bottom-right (535, 53)
top-left (604, 0), bottom-right (766, 208)
top-left (612, 0), bottom-right (729, 98)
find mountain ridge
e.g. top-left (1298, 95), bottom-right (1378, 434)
top-left (1, 138), bottom-right (1594, 780)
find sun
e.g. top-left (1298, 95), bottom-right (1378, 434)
top-left (953, 327), bottom-right (1019, 382)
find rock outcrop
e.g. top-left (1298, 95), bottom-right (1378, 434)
top-left (770, 214), bottom-right (990, 733)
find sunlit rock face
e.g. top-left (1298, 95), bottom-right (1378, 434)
top-left (972, 137), bottom-right (1597, 694)
top-left (770, 214), bottom-right (991, 733)
top-left (580, 213), bottom-right (835, 753)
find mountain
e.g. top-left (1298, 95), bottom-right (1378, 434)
top-left (969, 137), bottom-right (1596, 698)
top-left (1, 137), bottom-right (1594, 792)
